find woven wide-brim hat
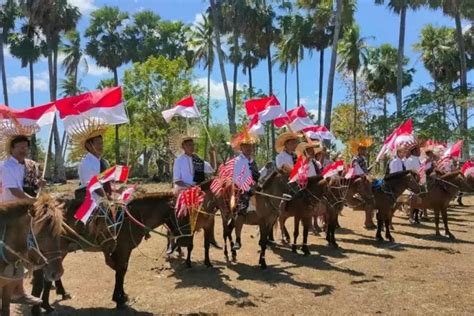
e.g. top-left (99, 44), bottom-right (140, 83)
top-left (296, 141), bottom-right (322, 157)
top-left (68, 117), bottom-right (108, 156)
top-left (230, 126), bottom-right (259, 151)
top-left (349, 137), bottom-right (373, 155)
top-left (0, 119), bottom-right (38, 160)
top-left (275, 132), bottom-right (299, 153)
top-left (169, 127), bottom-right (201, 156)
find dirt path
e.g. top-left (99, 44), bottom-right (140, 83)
top-left (14, 197), bottom-right (474, 315)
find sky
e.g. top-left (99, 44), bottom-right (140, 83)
top-left (2, 0), bottom-right (473, 145)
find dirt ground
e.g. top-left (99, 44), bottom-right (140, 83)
top-left (12, 191), bottom-right (474, 315)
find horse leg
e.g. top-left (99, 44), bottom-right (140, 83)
top-left (111, 251), bottom-right (131, 309)
top-left (227, 220), bottom-right (237, 261)
top-left (258, 224), bottom-right (268, 269)
top-left (385, 217), bottom-right (394, 242)
top-left (364, 206), bottom-right (376, 229)
top-left (312, 214), bottom-right (321, 235)
top-left (40, 281), bottom-right (55, 313)
top-left (376, 211), bottom-right (384, 241)
top-left (31, 269), bottom-right (44, 316)
top-left (222, 218), bottom-right (229, 261)
top-left (434, 208), bottom-right (441, 236)
top-left (301, 217), bottom-right (311, 256)
top-left (186, 244), bottom-right (194, 268)
top-left (292, 217), bottom-right (300, 253)
top-left (279, 213), bottom-right (290, 244)
top-left (204, 226), bottom-right (213, 267)
top-left (441, 208), bottom-right (455, 239)
top-left (232, 215), bottom-right (244, 251)
top-left (55, 279), bottom-right (71, 300)
top-left (2, 283), bottom-right (11, 316)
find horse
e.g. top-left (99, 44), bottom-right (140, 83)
top-left (345, 176), bottom-right (377, 229)
top-left (372, 170), bottom-right (420, 242)
top-left (34, 190), bottom-right (217, 311)
top-left (0, 195), bottom-right (65, 316)
top-left (408, 171), bottom-right (472, 239)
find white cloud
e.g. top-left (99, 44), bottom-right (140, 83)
top-left (9, 76), bottom-right (48, 94)
top-left (68, 0), bottom-right (97, 14)
top-left (195, 77), bottom-right (241, 101)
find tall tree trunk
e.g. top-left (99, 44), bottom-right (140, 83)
top-left (52, 46), bottom-right (65, 183)
top-left (248, 66), bottom-right (253, 99)
top-left (324, 0), bottom-right (343, 130)
top-left (210, 0), bottom-right (235, 135)
top-left (0, 31), bottom-right (8, 106)
top-left (232, 38), bottom-right (239, 124)
top-left (113, 67), bottom-right (120, 163)
top-left (318, 49), bottom-right (324, 125)
top-left (396, 5), bottom-right (406, 116)
top-left (284, 63), bottom-right (288, 111)
top-left (29, 61), bottom-right (37, 160)
top-left (204, 65), bottom-right (211, 161)
top-left (353, 69), bottom-right (358, 132)
top-left (454, 9), bottom-right (469, 158)
top-left (296, 55), bottom-right (300, 106)
top-left (383, 94), bottom-right (388, 139)
top-left (267, 49), bottom-right (276, 159)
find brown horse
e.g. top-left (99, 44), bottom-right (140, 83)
top-left (408, 171), bottom-right (471, 239)
top-left (345, 176), bottom-right (377, 229)
top-left (0, 196), bottom-right (65, 316)
top-left (34, 190), bottom-right (217, 311)
top-left (373, 170), bottom-right (420, 242)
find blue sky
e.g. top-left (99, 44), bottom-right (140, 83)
top-left (2, 0), bottom-right (473, 144)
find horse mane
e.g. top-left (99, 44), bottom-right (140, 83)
top-left (130, 191), bottom-right (175, 204)
top-left (32, 194), bottom-right (64, 236)
top-left (0, 199), bottom-right (33, 221)
top-left (261, 170), bottom-right (279, 190)
top-left (384, 170), bottom-right (416, 181)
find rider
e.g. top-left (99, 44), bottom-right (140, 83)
top-left (232, 129), bottom-right (260, 250)
top-left (352, 143), bottom-right (370, 176)
top-left (388, 145), bottom-right (407, 174)
top-left (275, 132), bottom-right (299, 173)
top-left (404, 141), bottom-right (423, 223)
top-left (1, 133), bottom-right (45, 306)
top-left (296, 142), bottom-right (323, 177)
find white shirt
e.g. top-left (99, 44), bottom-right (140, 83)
top-left (1, 156), bottom-right (25, 202)
top-left (173, 154), bottom-right (213, 191)
top-left (389, 156), bottom-right (406, 174)
top-left (404, 155), bottom-right (421, 172)
top-left (233, 153), bottom-right (255, 191)
top-left (79, 153), bottom-right (101, 188)
top-left (276, 151), bottom-right (295, 170)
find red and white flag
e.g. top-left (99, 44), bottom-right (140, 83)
top-left (302, 125), bottom-right (334, 140)
top-left (210, 158), bottom-right (236, 194)
top-left (289, 156), bottom-right (310, 188)
top-left (248, 114), bottom-right (265, 136)
top-left (100, 165), bottom-right (129, 183)
top-left (437, 157), bottom-right (453, 173)
top-left (245, 95), bottom-right (286, 123)
top-left (175, 186), bottom-right (205, 219)
top-left (233, 159), bottom-right (255, 192)
top-left (56, 86), bottom-right (128, 132)
top-left (442, 140), bottom-right (463, 160)
top-left (0, 102), bottom-right (56, 129)
top-left (376, 119), bottom-right (413, 161)
top-left (161, 95), bottom-right (201, 123)
top-left (74, 175), bottom-right (101, 223)
top-left (120, 184), bottom-right (138, 203)
top-left (344, 165), bottom-right (356, 179)
top-left (274, 106), bottom-right (314, 132)
top-left (322, 160), bottom-right (345, 179)
top-left (461, 161), bottom-right (474, 177)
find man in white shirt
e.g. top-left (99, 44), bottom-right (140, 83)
top-left (172, 136), bottom-right (215, 195)
top-left (388, 147), bottom-right (406, 174)
top-left (404, 143), bottom-right (421, 172)
top-left (296, 142), bottom-right (322, 177)
top-left (0, 135), bottom-right (44, 306)
top-left (275, 132), bottom-right (299, 173)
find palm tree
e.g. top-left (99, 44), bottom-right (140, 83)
top-left (61, 30), bottom-right (87, 93)
top-left (209, 0), bottom-right (234, 134)
top-left (364, 44), bottom-right (414, 137)
top-left (21, 0), bottom-right (81, 182)
top-left (9, 21), bottom-right (44, 160)
top-left (375, 0), bottom-right (425, 117)
top-left (189, 14), bottom-right (215, 159)
top-left (85, 6), bottom-right (128, 163)
top-left (337, 23), bottom-right (369, 130)
top-left (0, 0), bottom-right (19, 106)
top-left (274, 47), bottom-right (290, 110)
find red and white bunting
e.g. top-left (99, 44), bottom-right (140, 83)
top-left (461, 161), bottom-right (474, 177)
top-left (442, 140), bottom-right (463, 160)
top-left (248, 114), bottom-right (265, 136)
top-left (289, 156), bottom-right (310, 188)
top-left (274, 106), bottom-right (314, 132)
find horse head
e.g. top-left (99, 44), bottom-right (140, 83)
top-left (350, 175), bottom-right (375, 206)
top-left (30, 194), bottom-right (66, 282)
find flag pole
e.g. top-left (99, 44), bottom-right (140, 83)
top-left (36, 119), bottom-right (55, 197)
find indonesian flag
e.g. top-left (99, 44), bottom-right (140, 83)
top-left (274, 106), bottom-right (314, 132)
top-left (120, 184), bottom-right (138, 203)
top-left (345, 165), bottom-right (356, 179)
top-left (74, 175), bottom-right (101, 223)
top-left (244, 95), bottom-right (286, 123)
top-left (175, 186), bottom-right (205, 219)
top-left (100, 165), bottom-right (129, 183)
top-left (289, 156), bottom-right (310, 188)
top-left (55, 86), bottom-right (128, 132)
top-left (419, 163), bottom-right (427, 185)
top-left (161, 95), bottom-right (201, 123)
top-left (322, 160), bottom-right (345, 179)
top-left (442, 140), bottom-right (463, 160)
top-left (233, 159), bottom-right (255, 192)
top-left (376, 119), bottom-right (413, 161)
top-left (302, 125), bottom-right (334, 140)
top-left (248, 114), bottom-right (265, 136)
top-left (0, 102), bottom-right (56, 128)
top-left (437, 157), bottom-right (453, 173)
top-left (461, 161), bottom-right (474, 177)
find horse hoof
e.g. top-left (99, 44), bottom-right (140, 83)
top-left (364, 224), bottom-right (376, 230)
top-left (291, 245), bottom-right (297, 253)
top-left (116, 301), bottom-right (129, 310)
top-left (61, 293), bottom-right (72, 300)
top-left (186, 261), bottom-right (192, 268)
top-left (31, 306), bottom-right (41, 316)
top-left (205, 261), bottom-right (213, 268)
top-left (281, 238), bottom-right (289, 244)
top-left (388, 238), bottom-right (395, 243)
top-left (41, 303), bottom-right (55, 314)
top-left (376, 236), bottom-right (384, 242)
top-left (259, 260), bottom-right (267, 270)
top-left (232, 242), bottom-right (241, 251)
top-left (447, 233), bottom-right (456, 239)
top-left (302, 245), bottom-right (310, 256)
top-left (331, 242), bottom-right (339, 249)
